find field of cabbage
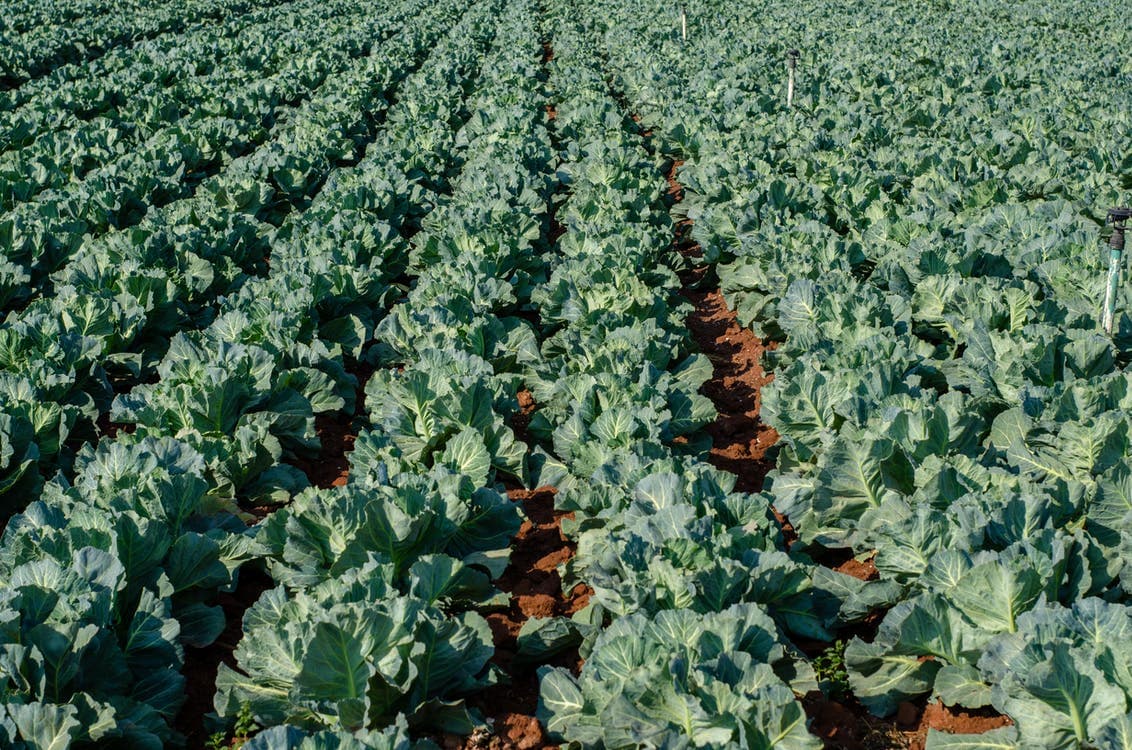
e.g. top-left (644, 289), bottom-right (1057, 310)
top-left (2, 0), bottom-right (1131, 747)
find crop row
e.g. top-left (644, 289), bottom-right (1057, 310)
top-left (0, 0), bottom-right (355, 214)
top-left (583, 0), bottom-right (1132, 746)
top-left (0, 0), bottom-right (284, 134)
top-left (0, 0), bottom-right (457, 525)
top-left (0, 0), bottom-right (278, 89)
top-left (212, 2), bottom-right (553, 741)
top-left (0, 0), bottom-right (480, 743)
top-left (0, 0), bottom-right (404, 314)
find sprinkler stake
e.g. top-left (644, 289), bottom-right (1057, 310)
top-left (787, 49), bottom-right (800, 108)
top-left (1102, 207), bottom-right (1131, 335)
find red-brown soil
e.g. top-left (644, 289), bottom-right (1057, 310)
top-left (803, 696), bottom-right (1013, 750)
top-left (804, 694), bottom-right (906, 750)
top-left (829, 551), bottom-right (880, 582)
top-left (462, 487), bottom-right (591, 750)
top-left (669, 169), bottom-right (779, 517)
top-left (911, 703), bottom-right (1013, 749)
top-left (801, 652), bottom-right (1013, 750)
top-left (95, 412), bottom-right (136, 439)
top-left (684, 286), bottom-right (779, 493)
top-left (285, 359), bottom-right (374, 490)
top-left (289, 413), bottom-right (356, 489)
top-left (512, 389), bottom-right (537, 446)
top-left (668, 162), bottom-right (778, 497)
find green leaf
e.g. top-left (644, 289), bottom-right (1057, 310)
top-left (924, 726), bottom-right (1020, 750)
top-left (165, 533), bottom-right (231, 593)
top-left (846, 638), bottom-right (941, 716)
top-left (997, 643), bottom-right (1125, 749)
top-left (516, 617), bottom-right (585, 666)
top-left (6, 702), bottom-right (82, 750)
top-left (296, 622), bottom-right (372, 700)
top-left (537, 667), bottom-right (586, 736)
top-left (935, 664), bottom-right (993, 709)
top-left (946, 560), bottom-right (1042, 634)
top-left (407, 555), bottom-right (498, 607)
top-left (124, 589), bottom-right (182, 674)
top-left (176, 602), bottom-right (226, 649)
top-left (1096, 714), bottom-right (1132, 750)
top-left (439, 428), bottom-right (491, 487)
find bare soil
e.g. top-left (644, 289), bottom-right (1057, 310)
top-left (460, 487), bottom-right (591, 750)
top-left (912, 703), bottom-right (1013, 748)
top-left (684, 285), bottom-right (778, 493)
top-left (827, 550), bottom-right (880, 582)
top-left (803, 696), bottom-right (1013, 750)
top-left (289, 413), bottom-right (356, 489)
top-left (95, 412), bottom-right (136, 439)
top-left (667, 161), bottom-right (779, 497)
top-left (512, 389), bottom-right (537, 446)
top-left (174, 566), bottom-right (274, 749)
top-left (284, 358), bottom-right (373, 490)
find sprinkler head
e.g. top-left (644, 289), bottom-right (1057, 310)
top-left (1109, 207), bottom-right (1132, 251)
top-left (787, 49), bottom-right (800, 69)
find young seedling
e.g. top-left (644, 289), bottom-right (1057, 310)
top-left (1103, 207), bottom-right (1131, 334)
top-left (231, 702), bottom-right (258, 748)
top-left (814, 640), bottom-right (851, 701)
top-left (787, 49), bottom-right (800, 108)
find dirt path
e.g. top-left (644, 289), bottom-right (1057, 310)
top-left (666, 159), bottom-right (789, 529)
top-left (174, 567), bottom-right (274, 749)
top-left (682, 284), bottom-right (778, 492)
top-left (285, 359), bottom-right (374, 491)
top-left (445, 31), bottom-right (593, 750)
top-left (457, 487), bottom-right (589, 750)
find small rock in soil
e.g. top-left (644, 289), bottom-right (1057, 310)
top-left (896, 701), bottom-right (921, 729)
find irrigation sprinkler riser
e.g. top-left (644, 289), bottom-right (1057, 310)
top-left (1102, 208), bottom-right (1131, 335)
top-left (786, 49), bottom-right (799, 108)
